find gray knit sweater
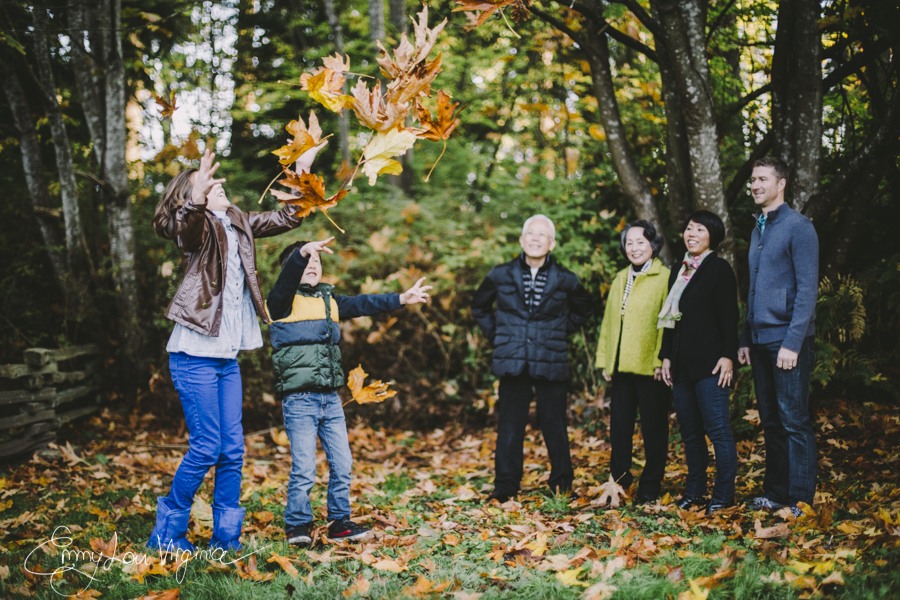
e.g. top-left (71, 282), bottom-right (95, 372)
top-left (740, 203), bottom-right (818, 352)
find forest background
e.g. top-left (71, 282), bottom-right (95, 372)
top-left (1, 0), bottom-right (899, 437)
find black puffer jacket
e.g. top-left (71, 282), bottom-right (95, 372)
top-left (472, 254), bottom-right (592, 381)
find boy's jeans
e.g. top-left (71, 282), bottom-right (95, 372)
top-left (167, 352), bottom-right (244, 510)
top-left (282, 391), bottom-right (353, 528)
top-left (750, 336), bottom-right (817, 506)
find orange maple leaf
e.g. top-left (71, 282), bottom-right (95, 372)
top-left (347, 365), bottom-right (397, 405)
top-left (154, 90), bottom-right (177, 119)
top-left (453, 0), bottom-right (517, 26)
top-left (271, 168), bottom-right (348, 217)
top-left (416, 90), bottom-right (462, 141)
top-left (134, 589), bottom-right (180, 600)
top-left (272, 111), bottom-right (324, 166)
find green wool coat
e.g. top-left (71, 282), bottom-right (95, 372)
top-left (595, 258), bottom-right (671, 377)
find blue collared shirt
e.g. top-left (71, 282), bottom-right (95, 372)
top-left (757, 212), bottom-right (767, 234)
top-left (166, 211), bottom-right (263, 358)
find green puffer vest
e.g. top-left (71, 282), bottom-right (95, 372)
top-left (270, 283), bottom-right (345, 395)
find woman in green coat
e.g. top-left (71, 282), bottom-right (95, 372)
top-left (596, 220), bottom-right (671, 504)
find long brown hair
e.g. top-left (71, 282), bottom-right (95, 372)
top-left (153, 168), bottom-right (198, 240)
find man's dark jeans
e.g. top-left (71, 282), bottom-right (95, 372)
top-left (750, 336), bottom-right (817, 506)
top-left (609, 372), bottom-right (670, 498)
top-left (494, 373), bottom-right (574, 495)
top-left (673, 374), bottom-right (737, 505)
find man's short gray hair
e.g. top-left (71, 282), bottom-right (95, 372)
top-left (521, 214), bottom-right (556, 240)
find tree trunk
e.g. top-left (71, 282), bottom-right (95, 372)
top-left (368, 0), bottom-right (385, 45)
top-left (68, 0), bottom-right (106, 167)
top-left (389, 0), bottom-right (407, 35)
top-left (651, 0), bottom-right (735, 267)
top-left (100, 0), bottom-right (142, 376)
top-left (0, 60), bottom-right (67, 286)
top-left (323, 0), bottom-right (351, 167)
top-left (656, 45), bottom-right (693, 237)
top-left (31, 4), bottom-right (92, 279)
top-left (581, 32), bottom-right (673, 264)
top-left (771, 0), bottom-right (823, 214)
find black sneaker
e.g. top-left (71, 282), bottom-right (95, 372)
top-left (485, 491), bottom-right (514, 504)
top-left (705, 499), bottom-right (736, 516)
top-left (286, 523), bottom-right (312, 546)
top-left (634, 493), bottom-right (659, 506)
top-left (677, 495), bottom-right (707, 510)
top-left (328, 518), bottom-right (371, 541)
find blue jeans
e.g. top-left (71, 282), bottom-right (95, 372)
top-left (750, 336), bottom-right (817, 505)
top-left (672, 374), bottom-right (737, 505)
top-left (282, 391), bottom-right (353, 528)
top-left (167, 353), bottom-right (245, 510)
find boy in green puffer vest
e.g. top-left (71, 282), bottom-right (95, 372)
top-left (266, 237), bottom-right (431, 546)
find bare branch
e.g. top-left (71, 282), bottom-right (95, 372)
top-left (705, 0), bottom-right (738, 44)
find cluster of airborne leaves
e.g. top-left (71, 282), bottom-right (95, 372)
top-left (1, 397), bottom-right (899, 599)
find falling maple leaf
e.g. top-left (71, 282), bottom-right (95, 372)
top-left (453, 0), bottom-right (521, 31)
top-left (347, 365), bottom-right (398, 405)
top-left (596, 475), bottom-right (626, 507)
top-left (299, 67), bottom-right (353, 113)
top-left (154, 91), bottom-right (177, 119)
top-left (272, 112), bottom-right (324, 166)
top-left (362, 128), bottom-right (417, 185)
top-left (416, 91), bottom-right (462, 142)
top-left (271, 168), bottom-right (348, 217)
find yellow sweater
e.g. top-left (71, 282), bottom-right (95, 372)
top-left (595, 258), bottom-right (671, 376)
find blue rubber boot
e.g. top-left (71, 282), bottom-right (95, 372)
top-left (209, 506), bottom-right (245, 551)
top-left (146, 497), bottom-right (196, 553)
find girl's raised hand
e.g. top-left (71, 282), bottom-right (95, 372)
top-left (192, 150), bottom-right (227, 205)
top-left (295, 140), bottom-right (329, 174)
top-left (400, 277), bottom-right (433, 305)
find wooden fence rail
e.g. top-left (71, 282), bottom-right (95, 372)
top-left (0, 344), bottom-right (102, 460)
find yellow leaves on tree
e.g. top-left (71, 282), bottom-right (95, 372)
top-left (272, 112), bottom-right (324, 166)
top-left (347, 365), bottom-right (397, 406)
top-left (271, 168), bottom-right (349, 217)
top-left (362, 128), bottom-right (418, 185)
top-left (453, 0), bottom-right (531, 34)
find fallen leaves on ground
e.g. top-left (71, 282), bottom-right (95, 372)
top-left (0, 398), bottom-right (897, 598)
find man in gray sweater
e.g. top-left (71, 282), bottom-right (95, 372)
top-left (738, 156), bottom-right (819, 517)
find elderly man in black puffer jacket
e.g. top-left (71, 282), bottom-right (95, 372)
top-left (472, 214), bottom-right (592, 502)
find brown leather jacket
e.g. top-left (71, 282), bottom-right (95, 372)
top-left (158, 197), bottom-right (303, 337)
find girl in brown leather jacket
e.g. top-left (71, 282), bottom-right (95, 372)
top-left (146, 146), bottom-right (322, 554)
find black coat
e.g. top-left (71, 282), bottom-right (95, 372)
top-left (472, 254), bottom-right (592, 381)
top-left (658, 253), bottom-right (739, 383)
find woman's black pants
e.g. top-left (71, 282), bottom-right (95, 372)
top-left (609, 371), bottom-right (670, 497)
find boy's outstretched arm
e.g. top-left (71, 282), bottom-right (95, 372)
top-left (334, 278), bottom-right (433, 319)
top-left (266, 238), bottom-right (335, 320)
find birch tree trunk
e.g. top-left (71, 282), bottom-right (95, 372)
top-left (31, 4), bottom-right (92, 279)
top-left (368, 0), bottom-right (385, 46)
top-left (323, 0), bottom-right (351, 167)
top-left (651, 0), bottom-right (735, 267)
top-left (0, 60), bottom-right (67, 286)
top-left (99, 0), bottom-right (142, 374)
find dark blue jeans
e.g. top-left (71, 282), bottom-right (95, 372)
top-left (750, 336), bottom-right (817, 506)
top-left (167, 353), bottom-right (245, 510)
top-left (672, 374), bottom-right (737, 505)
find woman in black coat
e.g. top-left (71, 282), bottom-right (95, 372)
top-left (658, 210), bottom-right (739, 515)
